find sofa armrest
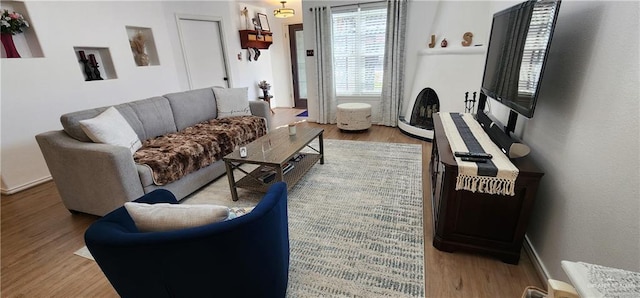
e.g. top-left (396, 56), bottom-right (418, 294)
top-left (35, 130), bottom-right (145, 216)
top-left (249, 100), bottom-right (272, 130)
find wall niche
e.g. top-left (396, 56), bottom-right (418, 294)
top-left (125, 26), bottom-right (159, 67)
top-left (0, 1), bottom-right (44, 58)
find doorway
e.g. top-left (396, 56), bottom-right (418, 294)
top-left (176, 14), bottom-right (231, 89)
top-left (288, 24), bottom-right (307, 109)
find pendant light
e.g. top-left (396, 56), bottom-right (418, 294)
top-left (274, 1), bottom-right (295, 18)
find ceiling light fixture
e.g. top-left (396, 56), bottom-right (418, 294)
top-left (274, 1), bottom-right (295, 18)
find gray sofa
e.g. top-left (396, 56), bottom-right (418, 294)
top-left (36, 87), bottom-right (271, 216)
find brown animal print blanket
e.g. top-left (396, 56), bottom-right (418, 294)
top-left (134, 116), bottom-right (267, 185)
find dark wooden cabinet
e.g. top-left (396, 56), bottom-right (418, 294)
top-left (239, 30), bottom-right (273, 49)
top-left (430, 114), bottom-right (544, 264)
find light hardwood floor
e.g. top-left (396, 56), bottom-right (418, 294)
top-left (1, 108), bottom-right (543, 297)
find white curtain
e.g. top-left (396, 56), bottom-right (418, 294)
top-left (381, 0), bottom-right (407, 127)
top-left (312, 6), bottom-right (336, 124)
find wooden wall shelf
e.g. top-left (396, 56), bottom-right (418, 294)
top-left (239, 30), bottom-right (272, 50)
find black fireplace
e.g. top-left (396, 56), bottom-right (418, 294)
top-left (410, 88), bottom-right (440, 130)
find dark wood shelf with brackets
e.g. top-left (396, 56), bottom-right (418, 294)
top-left (239, 30), bottom-right (272, 49)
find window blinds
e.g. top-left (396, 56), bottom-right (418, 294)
top-left (332, 5), bottom-right (387, 96)
top-left (518, 0), bottom-right (558, 97)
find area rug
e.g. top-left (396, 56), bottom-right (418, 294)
top-left (296, 110), bottom-right (308, 117)
top-left (76, 140), bottom-right (425, 297)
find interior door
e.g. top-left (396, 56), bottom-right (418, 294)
top-left (288, 24), bottom-right (307, 108)
top-left (176, 15), bottom-right (230, 89)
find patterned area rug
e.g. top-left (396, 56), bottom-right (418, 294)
top-left (186, 139), bottom-right (425, 297)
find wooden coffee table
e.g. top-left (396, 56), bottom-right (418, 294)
top-left (223, 126), bottom-right (324, 201)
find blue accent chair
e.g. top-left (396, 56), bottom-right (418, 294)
top-left (85, 182), bottom-right (289, 298)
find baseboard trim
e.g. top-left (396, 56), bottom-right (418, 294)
top-left (1, 176), bottom-right (52, 195)
top-left (524, 234), bottom-right (551, 284)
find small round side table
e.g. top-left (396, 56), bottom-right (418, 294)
top-left (258, 95), bottom-right (275, 114)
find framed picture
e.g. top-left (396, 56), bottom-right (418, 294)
top-left (257, 13), bottom-right (270, 32)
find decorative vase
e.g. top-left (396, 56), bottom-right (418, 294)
top-left (135, 53), bottom-right (150, 66)
top-left (262, 89), bottom-right (269, 98)
top-left (1, 33), bottom-right (21, 58)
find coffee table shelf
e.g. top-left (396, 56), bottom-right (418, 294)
top-left (235, 153), bottom-right (321, 192)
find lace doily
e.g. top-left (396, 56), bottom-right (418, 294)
top-left (579, 262), bottom-right (640, 297)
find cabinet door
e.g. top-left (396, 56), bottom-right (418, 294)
top-left (432, 162), bottom-right (444, 224)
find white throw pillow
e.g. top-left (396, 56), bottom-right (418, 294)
top-left (213, 87), bottom-right (252, 119)
top-left (79, 107), bottom-right (142, 154)
top-left (124, 202), bottom-right (230, 232)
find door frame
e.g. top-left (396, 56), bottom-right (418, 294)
top-left (288, 23), bottom-right (306, 109)
top-left (175, 14), bottom-right (233, 89)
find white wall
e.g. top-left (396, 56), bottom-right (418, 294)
top-left (0, 1), bottom-right (277, 193)
top-left (161, 1), bottom-right (276, 100)
top-left (403, 1), bottom-right (491, 118)
top-left (514, 1), bottom-right (639, 280)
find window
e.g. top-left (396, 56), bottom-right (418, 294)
top-left (332, 4), bottom-right (387, 96)
top-left (518, 1), bottom-right (558, 97)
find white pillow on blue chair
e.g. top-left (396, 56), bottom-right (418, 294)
top-left (124, 202), bottom-right (229, 232)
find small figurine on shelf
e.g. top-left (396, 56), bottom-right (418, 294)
top-left (88, 54), bottom-right (104, 80)
top-left (78, 50), bottom-right (94, 81)
top-left (258, 80), bottom-right (271, 98)
top-left (462, 32), bottom-right (473, 47)
top-left (130, 31), bottom-right (149, 66)
top-left (441, 38), bottom-right (448, 48)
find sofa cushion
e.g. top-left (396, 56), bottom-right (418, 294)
top-left (124, 202), bottom-right (229, 232)
top-left (127, 97), bottom-right (178, 140)
top-left (79, 107), bottom-right (143, 154)
top-left (134, 116), bottom-right (267, 185)
top-left (61, 104), bottom-right (145, 142)
top-left (213, 87), bottom-right (252, 119)
top-left (164, 88), bottom-right (218, 131)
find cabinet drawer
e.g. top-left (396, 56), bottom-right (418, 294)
top-left (239, 30), bottom-right (273, 49)
top-left (248, 34), bottom-right (272, 42)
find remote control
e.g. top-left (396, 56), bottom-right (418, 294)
top-left (239, 147), bottom-right (247, 158)
top-left (460, 156), bottom-right (488, 163)
top-left (455, 151), bottom-right (492, 159)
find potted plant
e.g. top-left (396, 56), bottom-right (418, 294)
top-left (258, 80), bottom-right (271, 98)
top-left (1, 9), bottom-right (29, 58)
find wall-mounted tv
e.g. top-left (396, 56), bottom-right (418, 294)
top-left (481, 0), bottom-right (561, 118)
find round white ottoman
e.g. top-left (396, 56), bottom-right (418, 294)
top-left (337, 103), bottom-right (372, 131)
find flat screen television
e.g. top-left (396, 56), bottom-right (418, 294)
top-left (481, 0), bottom-right (561, 118)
